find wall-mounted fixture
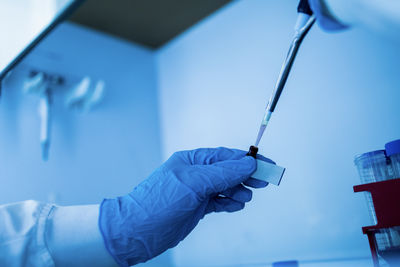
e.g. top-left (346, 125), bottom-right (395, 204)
top-left (66, 76), bottom-right (105, 112)
top-left (22, 69), bottom-right (105, 161)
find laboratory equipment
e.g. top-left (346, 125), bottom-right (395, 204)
top-left (66, 76), bottom-right (106, 112)
top-left (100, 147), bottom-right (263, 267)
top-left (247, 145), bottom-right (259, 158)
top-left (65, 76), bottom-right (91, 109)
top-left (354, 150), bottom-right (393, 183)
top-left (354, 180), bottom-right (400, 267)
top-left (248, 0), bottom-right (311, 186)
top-left (21, 68), bottom-right (105, 160)
top-left (385, 139), bottom-right (400, 178)
top-left (252, 159), bottom-right (285, 186)
top-left (39, 90), bottom-right (52, 161)
top-left (354, 140), bottom-right (400, 267)
top-left (24, 71), bottom-right (64, 160)
top-left (0, 0), bottom-right (84, 93)
top-left (254, 0), bottom-right (315, 147)
top-left (247, 146), bottom-right (285, 186)
top-left (354, 150), bottom-right (393, 224)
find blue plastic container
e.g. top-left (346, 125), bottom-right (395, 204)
top-left (386, 139), bottom-right (400, 178)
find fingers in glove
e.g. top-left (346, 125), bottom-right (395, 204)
top-left (184, 147), bottom-right (248, 165)
top-left (243, 178), bottom-right (269, 189)
top-left (188, 156), bottom-right (256, 196)
top-left (220, 184), bottom-right (252, 203)
top-left (206, 196), bottom-right (245, 213)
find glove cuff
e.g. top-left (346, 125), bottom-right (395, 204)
top-left (99, 197), bottom-right (150, 267)
top-left (309, 0), bottom-right (348, 31)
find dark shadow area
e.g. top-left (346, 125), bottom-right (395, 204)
top-left (69, 0), bottom-right (231, 48)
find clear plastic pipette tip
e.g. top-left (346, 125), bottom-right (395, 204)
top-left (254, 124), bottom-right (266, 147)
top-left (254, 111), bottom-right (272, 146)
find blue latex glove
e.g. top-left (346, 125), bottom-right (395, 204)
top-left (308, 0), bottom-right (348, 31)
top-left (99, 147), bottom-right (273, 267)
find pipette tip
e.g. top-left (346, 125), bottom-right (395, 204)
top-left (254, 124), bottom-right (267, 147)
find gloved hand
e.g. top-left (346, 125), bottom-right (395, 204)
top-left (99, 147), bottom-right (273, 267)
top-left (308, 0), bottom-right (348, 31)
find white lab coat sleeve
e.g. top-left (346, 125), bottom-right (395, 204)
top-left (323, 0), bottom-right (400, 41)
top-left (0, 200), bottom-right (55, 267)
top-left (45, 204), bottom-right (119, 267)
top-left (0, 201), bottom-right (119, 267)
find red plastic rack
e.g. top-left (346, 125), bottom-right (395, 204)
top-left (354, 178), bottom-right (400, 266)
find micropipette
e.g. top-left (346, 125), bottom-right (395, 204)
top-left (254, 0), bottom-right (315, 147)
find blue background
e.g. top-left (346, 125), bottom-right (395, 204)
top-left (1, 0), bottom-right (400, 266)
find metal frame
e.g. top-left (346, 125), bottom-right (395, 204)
top-left (0, 0), bottom-right (85, 82)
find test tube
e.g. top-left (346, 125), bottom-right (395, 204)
top-left (354, 150), bottom-right (393, 252)
top-left (384, 139), bottom-right (400, 264)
